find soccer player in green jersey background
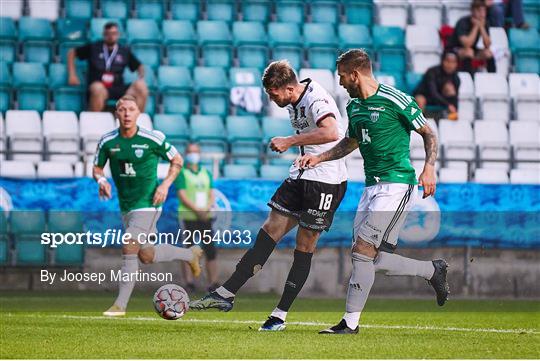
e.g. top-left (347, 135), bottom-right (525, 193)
top-left (298, 50), bottom-right (450, 334)
top-left (93, 95), bottom-right (203, 317)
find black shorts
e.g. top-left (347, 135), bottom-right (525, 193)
top-left (268, 178), bottom-right (347, 232)
top-left (107, 84), bottom-right (130, 100)
top-left (181, 219), bottom-right (217, 261)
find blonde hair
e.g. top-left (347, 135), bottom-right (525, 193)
top-left (115, 94), bottom-right (138, 109)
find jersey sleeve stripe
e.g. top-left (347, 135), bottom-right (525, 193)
top-left (138, 130), bottom-right (163, 145)
top-left (412, 114), bottom-right (427, 129)
top-left (378, 90), bottom-right (407, 110)
top-left (315, 112), bottom-right (335, 125)
top-left (166, 145), bottom-right (178, 160)
top-left (94, 131), bottom-right (118, 165)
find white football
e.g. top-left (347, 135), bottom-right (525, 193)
top-left (153, 284), bottom-right (190, 320)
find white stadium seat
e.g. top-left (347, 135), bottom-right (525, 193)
top-left (489, 27), bottom-right (511, 76)
top-left (409, 0), bottom-right (443, 28)
top-left (509, 121), bottom-right (540, 169)
top-left (443, 0), bottom-right (470, 27)
top-left (457, 72), bottom-right (475, 121)
top-left (1, 0), bottom-right (23, 19)
top-left (474, 168), bottom-right (509, 184)
top-left (410, 118), bottom-right (438, 161)
top-left (509, 73), bottom-right (540, 121)
top-left (85, 161), bottom-right (112, 178)
top-left (79, 112), bottom-right (116, 155)
top-left (299, 69), bottom-right (335, 98)
top-left (267, 100), bottom-right (289, 118)
top-left (510, 169), bottom-right (540, 184)
top-left (375, 0), bottom-right (409, 28)
top-left (474, 73), bottom-right (510, 121)
top-left (439, 119), bottom-right (475, 163)
top-left (345, 157), bottom-right (365, 182)
top-left (5, 110), bottom-right (43, 161)
top-left (157, 162), bottom-right (169, 179)
top-left (0, 160), bottom-right (36, 179)
top-left (406, 25), bottom-right (442, 73)
top-left (42, 111), bottom-right (80, 162)
top-left (37, 161), bottom-right (74, 178)
top-left (439, 167), bottom-right (468, 183)
top-left (474, 121), bottom-right (510, 170)
top-left (28, 0), bottom-right (59, 20)
top-left (0, 113), bottom-right (4, 160)
top-left (74, 161), bottom-right (85, 177)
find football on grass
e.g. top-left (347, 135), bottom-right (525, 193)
top-left (153, 284), bottom-right (190, 320)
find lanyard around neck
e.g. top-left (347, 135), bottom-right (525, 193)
top-left (103, 44), bottom-right (118, 71)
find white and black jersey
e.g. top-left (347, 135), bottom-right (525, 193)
top-left (286, 78), bottom-right (348, 184)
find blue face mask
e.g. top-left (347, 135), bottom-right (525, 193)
top-left (185, 152), bottom-right (200, 165)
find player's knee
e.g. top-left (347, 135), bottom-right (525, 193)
top-left (132, 79), bottom-right (148, 96)
top-left (89, 81), bottom-right (106, 96)
top-left (296, 228), bottom-right (319, 253)
top-left (352, 238), bottom-right (377, 258)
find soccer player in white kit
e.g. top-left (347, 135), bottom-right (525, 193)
top-left (190, 60), bottom-right (349, 331)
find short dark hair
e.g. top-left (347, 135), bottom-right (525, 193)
top-left (336, 49), bottom-right (372, 73)
top-left (104, 22), bottom-right (118, 31)
top-left (115, 94), bottom-right (137, 109)
top-left (471, 0), bottom-right (486, 10)
top-left (262, 60), bottom-right (298, 89)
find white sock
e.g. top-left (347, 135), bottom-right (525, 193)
top-left (270, 307), bottom-right (288, 321)
top-left (344, 252), bottom-right (375, 330)
top-left (153, 244), bottom-right (193, 263)
top-left (215, 286), bottom-right (235, 298)
top-left (374, 252), bottom-right (435, 280)
top-left (114, 254), bottom-right (139, 309)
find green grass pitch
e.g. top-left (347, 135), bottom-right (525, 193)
top-left (1, 291), bottom-right (539, 359)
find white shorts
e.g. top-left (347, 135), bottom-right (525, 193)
top-left (353, 183), bottom-right (418, 249)
top-left (121, 208), bottom-right (162, 248)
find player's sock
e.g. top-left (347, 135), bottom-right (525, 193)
top-left (343, 252), bottom-right (375, 330)
top-left (114, 254), bottom-right (139, 309)
top-left (221, 228), bottom-right (277, 294)
top-left (270, 307), bottom-right (288, 321)
top-left (374, 252), bottom-right (434, 279)
top-left (276, 249), bottom-right (313, 312)
top-left (152, 244), bottom-right (193, 263)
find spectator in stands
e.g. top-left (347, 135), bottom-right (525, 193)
top-left (486, 0), bottom-right (529, 29)
top-left (414, 50), bottom-right (460, 120)
top-left (67, 22), bottom-right (148, 112)
top-left (447, 0), bottom-right (496, 74)
top-left (175, 143), bottom-right (219, 292)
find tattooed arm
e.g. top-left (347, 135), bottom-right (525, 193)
top-left (296, 137), bottom-right (358, 168)
top-left (415, 124), bottom-right (438, 198)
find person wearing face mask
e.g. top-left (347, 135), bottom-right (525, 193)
top-left (174, 143), bottom-right (218, 292)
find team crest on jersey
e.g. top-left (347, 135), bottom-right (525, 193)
top-left (135, 149), bottom-right (144, 158)
top-left (370, 111), bottom-right (380, 123)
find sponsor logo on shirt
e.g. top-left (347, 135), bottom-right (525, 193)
top-left (368, 106), bottom-right (385, 111)
top-left (132, 144), bottom-right (149, 149)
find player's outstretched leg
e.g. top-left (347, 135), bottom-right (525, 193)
top-left (428, 259), bottom-right (450, 306)
top-left (152, 243), bottom-right (204, 277)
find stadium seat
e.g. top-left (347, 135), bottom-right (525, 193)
top-left (127, 19), bottom-right (162, 69)
top-left (229, 67), bottom-right (263, 115)
top-left (262, 116), bottom-right (294, 143)
top-left (158, 66), bottom-right (193, 116)
top-left (0, 17), bottom-right (16, 63)
top-left (135, 113), bottom-right (153, 130)
top-left (170, 0), bottom-right (200, 22)
top-left (373, 26), bottom-right (406, 72)
top-left (438, 119), bottom-right (475, 165)
top-left (101, 0), bottom-right (129, 19)
top-left (405, 72), bottom-right (422, 94)
top-left (233, 21), bottom-right (268, 70)
top-left (375, 0), bottom-right (408, 28)
top-left (79, 111), bottom-right (116, 154)
top-left (474, 168), bottom-right (509, 184)
top-left (162, 20), bottom-right (197, 68)
top-left (374, 71), bottom-right (406, 91)
top-left (230, 67), bottom-right (262, 87)
top-left (474, 121), bottom-right (510, 170)
top-left (89, 18), bottom-right (126, 43)
top-left (438, 167), bottom-right (468, 183)
top-left (48, 210), bottom-right (85, 266)
top-left (153, 114), bottom-right (190, 152)
top-left (410, 0), bottom-right (442, 28)
top-left (0, 62), bottom-right (12, 112)
top-left (65, 0), bottom-right (94, 19)
top-left (490, 27), bottom-right (511, 76)
top-left (303, 23), bottom-right (339, 71)
top-left (509, 121), bottom-right (540, 169)
top-left (207, 0), bottom-right (236, 22)
top-left (194, 67), bottom-right (229, 116)
top-left (310, 0), bottom-right (340, 24)
top-left (475, 73), bottom-right (510, 121)
top-left (49, 63), bottom-right (85, 113)
top-left (275, 0), bottom-right (305, 24)
top-left (197, 21), bottom-right (233, 68)
top-left (13, 62), bottom-right (48, 112)
top-left (338, 24), bottom-right (372, 54)
top-left (190, 115), bottom-right (228, 155)
top-left (227, 115), bottom-right (263, 165)
top-left (260, 164), bottom-right (290, 180)
top-left (299, 68), bottom-right (335, 97)
top-left (11, 210), bottom-right (47, 266)
top-left (42, 110), bottom-right (80, 162)
top-left (223, 164), bottom-right (258, 179)
top-left (5, 110), bottom-right (42, 161)
top-left (37, 161), bottom-right (75, 178)
top-left (134, 0), bottom-right (165, 21)
top-left (18, 17), bottom-right (54, 63)
top-left (0, 160), bottom-right (36, 178)
top-left (510, 169), bottom-right (540, 184)
top-left (242, 0), bottom-right (272, 23)
top-left (28, 0), bottom-right (59, 21)
top-left (509, 73), bottom-right (540, 121)
top-left (343, 0), bottom-right (373, 26)
top-left (1, 0), bottom-right (23, 19)
top-left (410, 118), bottom-right (438, 161)
top-left (268, 23), bottom-right (303, 70)
top-left (405, 25), bottom-right (442, 73)
top-left (509, 28), bottom-right (540, 74)
top-left (457, 72), bottom-right (475, 121)
top-left (523, 0), bottom-right (540, 31)
top-left (443, 0), bottom-right (470, 27)
top-left (0, 112), bottom-right (5, 160)
top-left (56, 18), bottom-right (88, 63)
top-left (123, 65), bottom-right (157, 91)
top-left (0, 212), bottom-right (7, 265)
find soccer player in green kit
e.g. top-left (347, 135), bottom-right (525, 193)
top-left (298, 50), bottom-right (450, 334)
top-left (94, 95), bottom-right (203, 317)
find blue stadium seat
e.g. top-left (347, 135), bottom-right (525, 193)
top-left (523, 0), bottom-right (540, 31)
top-left (268, 23), bottom-right (303, 70)
top-left (262, 116), bottom-right (294, 142)
top-left (373, 25), bottom-right (406, 72)
top-left (13, 62), bottom-right (48, 112)
top-left (134, 0), bottom-right (165, 22)
top-left (339, 24), bottom-right (372, 54)
top-left (206, 0), bottom-right (236, 22)
top-left (18, 17), bottom-right (54, 64)
top-left (89, 18), bottom-right (126, 43)
top-left (170, 0), bottom-right (200, 22)
top-left (127, 19), bottom-right (162, 69)
top-left (49, 64), bottom-right (85, 113)
top-left (275, 0), bottom-right (305, 24)
top-left (233, 21), bottom-right (268, 70)
top-left (123, 65), bottom-right (157, 91)
top-left (197, 21), bottom-right (233, 68)
top-left (303, 23), bottom-right (339, 71)
top-left (66, 0), bottom-right (94, 19)
top-left (190, 115), bottom-right (228, 154)
top-left (56, 18), bottom-right (87, 63)
top-left (0, 17), bottom-right (16, 63)
top-left (223, 164), bottom-right (258, 178)
top-left (242, 0), bottom-right (271, 23)
top-left (48, 210), bottom-right (85, 266)
top-left (509, 28), bottom-right (540, 74)
top-left (162, 20), bottom-right (197, 68)
top-left (227, 115), bottom-right (263, 165)
top-left (194, 67), bottom-right (229, 116)
top-left (11, 210), bottom-right (47, 266)
top-left (158, 65), bottom-right (193, 116)
top-left (260, 164), bottom-right (290, 180)
top-left (406, 72), bottom-right (422, 94)
top-left (154, 114), bottom-right (190, 151)
top-left (229, 67), bottom-right (263, 115)
top-left (101, 0), bottom-right (129, 19)
top-left (0, 62), bottom-right (12, 112)
top-left (343, 0), bottom-right (373, 26)
top-left (0, 212), bottom-right (8, 266)
top-left (310, 0), bottom-right (340, 24)
top-left (375, 71), bottom-right (406, 92)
